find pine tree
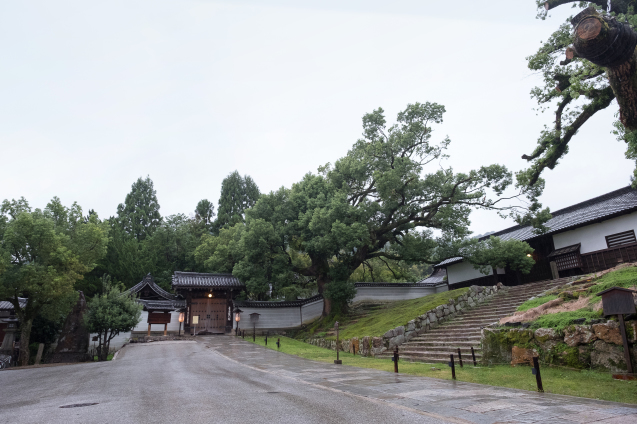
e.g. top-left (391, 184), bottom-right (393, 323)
top-left (117, 176), bottom-right (162, 241)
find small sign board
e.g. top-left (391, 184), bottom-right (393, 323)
top-left (192, 315), bottom-right (199, 325)
top-left (597, 287), bottom-right (636, 316)
top-left (147, 313), bottom-right (171, 324)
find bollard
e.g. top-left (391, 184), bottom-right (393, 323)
top-left (392, 346), bottom-right (399, 373)
top-left (471, 346), bottom-right (477, 367)
top-left (449, 354), bottom-right (456, 380)
top-left (265, 334), bottom-right (268, 346)
top-left (532, 357), bottom-right (544, 393)
top-left (253, 325), bottom-right (255, 342)
top-left (457, 348), bottom-right (463, 368)
top-left (276, 338), bottom-right (280, 349)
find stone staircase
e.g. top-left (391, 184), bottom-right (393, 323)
top-left (380, 278), bottom-right (575, 364)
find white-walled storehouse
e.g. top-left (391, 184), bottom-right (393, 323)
top-left (436, 186), bottom-right (637, 288)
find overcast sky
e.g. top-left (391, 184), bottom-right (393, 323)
top-left (0, 1), bottom-right (630, 235)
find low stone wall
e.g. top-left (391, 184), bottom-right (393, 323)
top-left (481, 320), bottom-right (637, 372)
top-left (307, 284), bottom-right (506, 356)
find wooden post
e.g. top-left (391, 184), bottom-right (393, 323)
top-left (34, 343), bottom-right (44, 365)
top-left (618, 314), bottom-right (634, 374)
top-left (147, 324), bottom-right (151, 336)
top-left (549, 261), bottom-right (559, 280)
top-left (449, 354), bottom-right (456, 380)
top-left (457, 348), bottom-right (463, 367)
top-left (532, 357), bottom-right (544, 392)
top-left (163, 323), bottom-right (167, 336)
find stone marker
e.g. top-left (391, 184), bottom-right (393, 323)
top-left (34, 343), bottom-right (44, 365)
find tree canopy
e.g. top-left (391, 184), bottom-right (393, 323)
top-left (215, 171), bottom-right (260, 230)
top-left (117, 176), bottom-right (162, 241)
top-left (225, 102), bottom-right (525, 314)
top-left (0, 197), bottom-right (109, 365)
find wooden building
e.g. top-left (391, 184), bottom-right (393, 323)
top-left (171, 271), bottom-right (246, 335)
top-left (124, 273), bottom-right (186, 336)
top-left (436, 186), bottom-right (637, 288)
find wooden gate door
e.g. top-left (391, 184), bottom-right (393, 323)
top-left (191, 299), bottom-right (209, 335)
top-left (210, 299), bottom-right (226, 334)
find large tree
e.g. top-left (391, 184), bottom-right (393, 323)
top-left (0, 198), bottom-right (109, 365)
top-left (520, 1), bottom-right (637, 188)
top-left (215, 171), bottom-right (260, 230)
top-left (116, 176), bottom-right (162, 241)
top-left (232, 102), bottom-right (525, 315)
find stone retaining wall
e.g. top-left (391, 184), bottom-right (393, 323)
top-left (307, 283), bottom-right (506, 356)
top-left (481, 320), bottom-right (637, 372)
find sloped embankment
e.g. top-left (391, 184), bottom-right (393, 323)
top-left (483, 264), bottom-right (637, 372)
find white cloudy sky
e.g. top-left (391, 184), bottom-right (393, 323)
top-left (0, 0), bottom-right (630, 235)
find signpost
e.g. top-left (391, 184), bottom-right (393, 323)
top-left (334, 322), bottom-right (342, 365)
top-left (597, 287), bottom-right (636, 374)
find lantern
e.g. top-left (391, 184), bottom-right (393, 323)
top-left (233, 308), bottom-right (243, 335)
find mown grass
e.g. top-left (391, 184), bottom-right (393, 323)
top-left (249, 336), bottom-right (637, 404)
top-left (516, 294), bottom-right (559, 312)
top-left (296, 287), bottom-right (470, 341)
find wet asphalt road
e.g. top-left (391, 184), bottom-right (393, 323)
top-left (0, 339), bottom-right (448, 424)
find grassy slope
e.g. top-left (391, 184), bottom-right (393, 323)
top-left (296, 287), bottom-right (469, 341)
top-left (249, 336), bottom-right (637, 404)
top-left (512, 265), bottom-right (637, 330)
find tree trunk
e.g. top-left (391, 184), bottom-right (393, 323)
top-left (19, 318), bottom-right (33, 366)
top-left (571, 7), bottom-right (637, 129)
top-left (317, 273), bottom-right (331, 317)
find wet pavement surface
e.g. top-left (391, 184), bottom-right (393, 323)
top-left (211, 336), bottom-right (637, 424)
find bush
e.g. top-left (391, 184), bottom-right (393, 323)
top-left (530, 310), bottom-right (603, 331)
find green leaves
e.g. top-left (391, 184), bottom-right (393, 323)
top-left (464, 236), bottom-right (536, 275)
top-left (85, 277), bottom-right (142, 360)
top-left (116, 176), bottom-right (162, 241)
top-left (215, 171), bottom-right (260, 231)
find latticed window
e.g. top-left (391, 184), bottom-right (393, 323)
top-left (548, 244), bottom-right (582, 271)
top-left (605, 230), bottom-right (637, 248)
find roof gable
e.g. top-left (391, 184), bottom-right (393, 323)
top-left (125, 273), bottom-right (178, 301)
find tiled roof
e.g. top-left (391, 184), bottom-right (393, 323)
top-left (125, 273), bottom-right (178, 301)
top-left (172, 271), bottom-right (244, 289)
top-left (483, 186), bottom-right (637, 243)
top-left (0, 298), bottom-right (27, 311)
top-left (435, 186), bottom-right (637, 267)
top-left (234, 294), bottom-right (323, 308)
top-left (415, 268), bottom-right (448, 286)
top-left (138, 299), bottom-right (186, 311)
top-left (435, 257), bottom-right (463, 267)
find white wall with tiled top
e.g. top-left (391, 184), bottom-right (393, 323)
top-left (552, 212), bottom-right (637, 254)
top-left (446, 260), bottom-right (492, 285)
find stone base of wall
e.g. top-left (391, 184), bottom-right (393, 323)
top-left (307, 284), bottom-right (506, 357)
top-left (481, 321), bottom-right (637, 372)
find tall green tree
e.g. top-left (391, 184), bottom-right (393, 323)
top-left (215, 171), bottom-right (260, 230)
top-left (232, 102), bottom-right (526, 315)
top-left (85, 275), bottom-right (142, 361)
top-left (0, 198), bottom-right (109, 365)
top-left (195, 199), bottom-right (215, 226)
top-left (117, 176), bottom-right (162, 241)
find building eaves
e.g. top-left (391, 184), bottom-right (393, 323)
top-left (172, 271), bottom-right (245, 289)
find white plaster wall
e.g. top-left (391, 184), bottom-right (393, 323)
top-left (236, 299), bottom-right (323, 330)
top-left (89, 331), bottom-right (131, 352)
top-left (446, 261), bottom-right (492, 285)
top-left (352, 285), bottom-right (447, 303)
top-left (552, 212), bottom-right (637, 254)
top-left (132, 311), bottom-right (182, 333)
